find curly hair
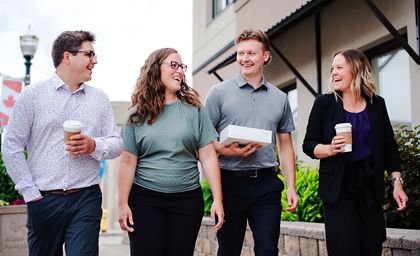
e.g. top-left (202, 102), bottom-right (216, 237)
top-left (329, 48), bottom-right (377, 102)
top-left (129, 48), bottom-right (201, 125)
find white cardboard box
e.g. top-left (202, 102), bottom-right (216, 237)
top-left (219, 125), bottom-right (272, 147)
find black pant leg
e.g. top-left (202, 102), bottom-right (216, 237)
top-left (323, 194), bottom-right (361, 256)
top-left (248, 172), bottom-right (283, 256)
top-left (165, 187), bottom-right (204, 256)
top-left (217, 175), bottom-right (249, 256)
top-left (359, 203), bottom-right (386, 256)
top-left (128, 185), bottom-right (166, 256)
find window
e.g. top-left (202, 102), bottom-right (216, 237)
top-left (212, 0), bottom-right (234, 18)
top-left (370, 48), bottom-right (412, 125)
top-left (282, 84), bottom-right (298, 147)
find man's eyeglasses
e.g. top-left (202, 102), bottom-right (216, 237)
top-left (164, 61), bottom-right (187, 72)
top-left (70, 50), bottom-right (97, 61)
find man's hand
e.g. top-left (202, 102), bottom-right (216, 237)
top-left (65, 134), bottom-right (96, 155)
top-left (216, 141), bottom-right (262, 157)
top-left (285, 187), bottom-right (298, 211)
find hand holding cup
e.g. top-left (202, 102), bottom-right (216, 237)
top-left (63, 120), bottom-right (82, 142)
top-left (63, 120), bottom-right (95, 155)
top-left (334, 123), bottom-right (352, 153)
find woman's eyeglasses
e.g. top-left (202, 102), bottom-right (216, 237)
top-left (164, 61), bottom-right (187, 72)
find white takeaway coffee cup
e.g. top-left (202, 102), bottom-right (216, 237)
top-left (63, 120), bottom-right (82, 142)
top-left (334, 123), bottom-right (352, 152)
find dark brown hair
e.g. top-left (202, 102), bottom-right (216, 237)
top-left (51, 30), bottom-right (95, 68)
top-left (129, 48), bottom-right (201, 125)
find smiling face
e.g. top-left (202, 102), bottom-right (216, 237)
top-left (236, 39), bottom-right (270, 78)
top-left (160, 52), bottom-right (184, 98)
top-left (68, 41), bottom-right (97, 83)
top-left (331, 54), bottom-right (353, 93)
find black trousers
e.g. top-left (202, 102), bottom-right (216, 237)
top-left (128, 184), bottom-right (204, 256)
top-left (323, 160), bottom-right (386, 256)
top-left (27, 185), bottom-right (102, 256)
top-left (217, 169), bottom-right (284, 256)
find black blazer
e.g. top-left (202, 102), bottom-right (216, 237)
top-left (302, 93), bottom-right (401, 204)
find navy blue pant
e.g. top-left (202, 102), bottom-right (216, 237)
top-left (217, 169), bottom-right (284, 256)
top-left (26, 185), bottom-right (102, 256)
top-left (128, 184), bottom-right (204, 256)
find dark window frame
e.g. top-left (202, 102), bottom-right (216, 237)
top-left (281, 83), bottom-right (297, 95)
top-left (212, 0), bottom-right (234, 19)
top-left (365, 33), bottom-right (407, 60)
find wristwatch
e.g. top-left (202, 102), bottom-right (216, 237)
top-left (391, 176), bottom-right (404, 186)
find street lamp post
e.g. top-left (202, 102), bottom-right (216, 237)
top-left (19, 26), bottom-right (39, 86)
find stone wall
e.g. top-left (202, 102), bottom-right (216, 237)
top-left (195, 217), bottom-right (420, 256)
top-left (0, 205), bottom-right (28, 256)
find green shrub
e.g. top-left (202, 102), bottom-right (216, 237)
top-left (201, 163), bottom-right (324, 222)
top-left (383, 125), bottom-right (420, 229)
top-left (279, 163), bottom-right (323, 222)
top-left (0, 152), bottom-right (23, 204)
top-left (201, 179), bottom-right (212, 217)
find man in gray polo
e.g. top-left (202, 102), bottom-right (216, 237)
top-left (205, 29), bottom-right (298, 256)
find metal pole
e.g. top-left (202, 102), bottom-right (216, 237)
top-left (24, 55), bottom-right (32, 86)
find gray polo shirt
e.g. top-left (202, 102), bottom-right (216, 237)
top-left (205, 72), bottom-right (295, 170)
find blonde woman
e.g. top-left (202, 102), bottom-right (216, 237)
top-left (303, 48), bottom-right (408, 256)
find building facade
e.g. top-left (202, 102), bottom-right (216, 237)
top-left (193, 0), bottom-right (420, 164)
top-left (100, 101), bottom-right (130, 231)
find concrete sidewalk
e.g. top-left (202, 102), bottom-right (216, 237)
top-left (99, 230), bottom-right (129, 256)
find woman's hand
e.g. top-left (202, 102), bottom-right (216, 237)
top-left (118, 204), bottom-right (134, 232)
top-left (330, 135), bottom-right (346, 156)
top-left (393, 183), bottom-right (408, 211)
top-left (210, 199), bottom-right (225, 232)
top-left (314, 135), bottom-right (346, 159)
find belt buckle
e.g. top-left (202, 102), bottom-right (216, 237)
top-left (249, 170), bottom-right (258, 178)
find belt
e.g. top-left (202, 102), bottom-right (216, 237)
top-left (221, 167), bottom-right (275, 178)
top-left (40, 185), bottom-right (97, 196)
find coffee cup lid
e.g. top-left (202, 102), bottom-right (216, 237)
top-left (334, 123), bottom-right (352, 129)
top-left (63, 120), bottom-right (82, 131)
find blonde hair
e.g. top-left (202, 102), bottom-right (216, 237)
top-left (329, 48), bottom-right (377, 102)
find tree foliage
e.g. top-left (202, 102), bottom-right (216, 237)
top-left (0, 152), bottom-right (23, 204)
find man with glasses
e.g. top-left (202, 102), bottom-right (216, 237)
top-left (205, 29), bottom-right (298, 255)
top-left (2, 30), bottom-right (123, 256)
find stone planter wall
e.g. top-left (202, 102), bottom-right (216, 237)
top-left (0, 205), bottom-right (28, 256)
top-left (195, 217), bottom-right (420, 256)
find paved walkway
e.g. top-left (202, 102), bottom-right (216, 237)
top-left (99, 230), bottom-right (130, 256)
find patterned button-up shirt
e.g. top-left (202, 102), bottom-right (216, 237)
top-left (2, 73), bottom-right (123, 202)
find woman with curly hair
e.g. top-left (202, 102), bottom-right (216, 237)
top-left (118, 48), bottom-right (224, 256)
